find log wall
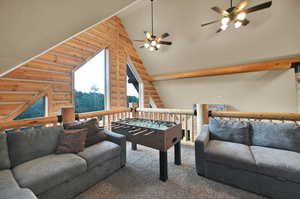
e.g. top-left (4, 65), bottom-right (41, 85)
top-left (0, 16), bottom-right (163, 121)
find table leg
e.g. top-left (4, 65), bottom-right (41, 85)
top-left (132, 143), bottom-right (137, 151)
top-left (174, 141), bottom-right (181, 165)
top-left (159, 151), bottom-right (168, 182)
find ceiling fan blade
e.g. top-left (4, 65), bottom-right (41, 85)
top-left (139, 46), bottom-right (144, 48)
top-left (160, 33), bottom-right (170, 39)
top-left (216, 28), bottom-right (223, 33)
top-left (242, 19), bottom-right (250, 26)
top-left (201, 20), bottom-right (220, 27)
top-left (159, 41), bottom-right (172, 45)
top-left (211, 7), bottom-right (229, 16)
top-left (134, 40), bottom-right (145, 42)
top-left (244, 1), bottom-right (272, 14)
top-left (235, 0), bottom-right (248, 12)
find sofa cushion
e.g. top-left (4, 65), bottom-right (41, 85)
top-left (0, 133), bottom-right (11, 169)
top-left (0, 170), bottom-right (19, 190)
top-left (64, 118), bottom-right (107, 147)
top-left (13, 154), bottom-right (87, 195)
top-left (209, 118), bottom-right (251, 145)
top-left (250, 121), bottom-right (300, 153)
top-left (78, 141), bottom-right (121, 170)
top-left (1, 188), bottom-right (37, 199)
top-left (7, 126), bottom-right (63, 167)
top-left (251, 146), bottom-right (300, 183)
top-left (205, 140), bottom-right (256, 171)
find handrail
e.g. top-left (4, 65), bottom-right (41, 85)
top-left (210, 111), bottom-right (300, 121)
top-left (78, 108), bottom-right (131, 119)
top-left (0, 116), bottom-right (58, 131)
top-left (137, 108), bottom-right (194, 115)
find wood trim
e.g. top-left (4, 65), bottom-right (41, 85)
top-left (210, 111), bottom-right (300, 121)
top-left (4, 87), bottom-right (52, 121)
top-left (151, 58), bottom-right (300, 81)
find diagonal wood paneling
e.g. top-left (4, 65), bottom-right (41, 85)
top-left (0, 16), bottom-right (164, 120)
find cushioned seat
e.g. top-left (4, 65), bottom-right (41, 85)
top-left (78, 141), bottom-right (121, 170)
top-left (251, 146), bottom-right (300, 183)
top-left (0, 170), bottom-right (19, 190)
top-left (13, 154), bottom-right (87, 195)
top-left (205, 140), bottom-right (256, 171)
top-left (1, 188), bottom-right (37, 199)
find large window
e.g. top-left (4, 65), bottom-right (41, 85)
top-left (127, 65), bottom-right (139, 107)
top-left (75, 49), bottom-right (107, 113)
top-left (14, 96), bottom-right (46, 120)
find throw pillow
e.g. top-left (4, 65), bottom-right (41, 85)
top-left (63, 118), bottom-right (106, 147)
top-left (56, 129), bottom-right (88, 154)
top-left (209, 118), bottom-right (251, 145)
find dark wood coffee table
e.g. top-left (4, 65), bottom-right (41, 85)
top-left (111, 118), bottom-right (183, 181)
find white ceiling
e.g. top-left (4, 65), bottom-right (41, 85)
top-left (0, 0), bottom-right (136, 76)
top-left (118, 0), bottom-right (300, 75)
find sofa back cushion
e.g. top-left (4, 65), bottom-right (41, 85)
top-left (64, 118), bottom-right (106, 147)
top-left (7, 126), bottom-right (63, 167)
top-left (250, 121), bottom-right (300, 153)
top-left (0, 133), bottom-right (11, 169)
top-left (209, 118), bottom-right (251, 145)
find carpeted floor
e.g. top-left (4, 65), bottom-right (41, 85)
top-left (76, 143), bottom-right (266, 199)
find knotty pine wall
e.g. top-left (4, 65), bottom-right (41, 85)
top-left (0, 16), bottom-right (163, 121)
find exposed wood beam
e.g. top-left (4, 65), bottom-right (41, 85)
top-left (151, 58), bottom-right (300, 81)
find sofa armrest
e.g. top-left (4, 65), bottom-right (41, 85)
top-left (195, 125), bottom-right (210, 175)
top-left (103, 130), bottom-right (126, 167)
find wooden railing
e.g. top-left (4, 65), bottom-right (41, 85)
top-left (0, 107), bottom-right (197, 146)
top-left (136, 108), bottom-right (197, 145)
top-left (77, 108), bottom-right (132, 129)
top-left (0, 116), bottom-right (59, 132)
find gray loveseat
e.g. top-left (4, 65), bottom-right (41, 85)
top-left (195, 118), bottom-right (300, 199)
top-left (0, 126), bottom-right (126, 199)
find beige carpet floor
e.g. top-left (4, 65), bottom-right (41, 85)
top-left (76, 143), bottom-right (266, 199)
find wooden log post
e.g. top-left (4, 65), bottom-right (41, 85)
top-left (61, 107), bottom-right (75, 123)
top-left (202, 104), bottom-right (209, 125)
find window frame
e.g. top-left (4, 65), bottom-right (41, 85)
top-left (73, 48), bottom-right (109, 113)
top-left (127, 59), bottom-right (144, 108)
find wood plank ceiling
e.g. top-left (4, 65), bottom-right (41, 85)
top-left (0, 16), bottom-right (163, 121)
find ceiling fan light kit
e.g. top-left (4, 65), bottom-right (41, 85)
top-left (134, 0), bottom-right (172, 52)
top-left (202, 0), bottom-right (272, 33)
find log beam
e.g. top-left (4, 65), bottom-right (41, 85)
top-left (151, 58), bottom-right (300, 81)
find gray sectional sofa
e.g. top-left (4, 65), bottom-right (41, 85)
top-left (0, 126), bottom-right (126, 199)
top-left (195, 118), bottom-right (300, 199)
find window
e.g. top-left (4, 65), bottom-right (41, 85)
top-left (127, 65), bottom-right (139, 107)
top-left (74, 49), bottom-right (107, 113)
top-left (14, 96), bottom-right (46, 120)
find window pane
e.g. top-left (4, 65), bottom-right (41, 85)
top-left (127, 65), bottom-right (139, 107)
top-left (14, 97), bottom-right (46, 120)
top-left (75, 50), bottom-right (106, 113)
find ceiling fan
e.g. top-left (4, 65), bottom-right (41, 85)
top-left (134, 0), bottom-right (172, 52)
top-left (202, 0), bottom-right (272, 33)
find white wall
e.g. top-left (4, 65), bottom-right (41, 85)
top-left (155, 69), bottom-right (297, 112)
top-left (119, 0), bottom-right (300, 75)
top-left (0, 0), bottom-right (136, 76)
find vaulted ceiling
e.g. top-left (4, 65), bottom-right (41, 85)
top-left (0, 0), bottom-right (137, 76)
top-left (118, 0), bottom-right (300, 75)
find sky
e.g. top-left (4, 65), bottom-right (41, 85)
top-left (75, 50), bottom-right (139, 97)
